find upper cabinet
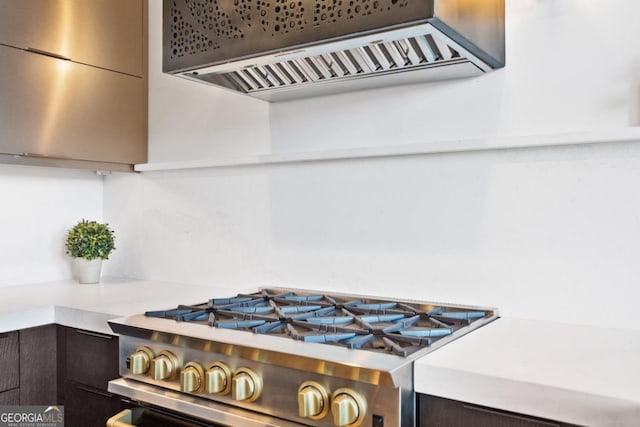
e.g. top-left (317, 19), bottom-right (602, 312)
top-left (0, 0), bottom-right (144, 77)
top-left (0, 45), bottom-right (146, 165)
top-left (0, 0), bottom-right (147, 172)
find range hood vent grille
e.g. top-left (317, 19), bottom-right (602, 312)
top-left (191, 32), bottom-right (464, 94)
top-left (163, 0), bottom-right (505, 101)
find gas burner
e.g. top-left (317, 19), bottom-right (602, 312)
top-left (145, 289), bottom-right (489, 357)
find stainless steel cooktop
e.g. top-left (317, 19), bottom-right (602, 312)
top-left (109, 288), bottom-right (498, 427)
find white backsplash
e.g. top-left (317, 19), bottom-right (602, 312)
top-left (103, 141), bottom-right (640, 329)
top-left (0, 164), bottom-right (103, 287)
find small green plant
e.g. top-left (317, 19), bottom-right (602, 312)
top-left (65, 220), bottom-right (116, 260)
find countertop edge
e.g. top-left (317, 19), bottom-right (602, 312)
top-left (0, 304), bottom-right (120, 336)
top-left (0, 278), bottom-right (234, 335)
top-left (0, 305), bottom-right (58, 333)
top-left (414, 363), bottom-right (640, 427)
top-left (414, 317), bottom-right (640, 427)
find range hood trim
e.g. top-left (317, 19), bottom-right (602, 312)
top-left (178, 22), bottom-right (493, 77)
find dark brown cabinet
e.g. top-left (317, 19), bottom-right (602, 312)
top-left (0, 331), bottom-right (19, 405)
top-left (64, 328), bottom-right (119, 390)
top-left (64, 382), bottom-right (122, 427)
top-left (418, 395), bottom-right (581, 427)
top-left (4, 325), bottom-right (120, 426)
top-left (0, 389), bottom-right (19, 405)
top-left (19, 324), bottom-right (59, 405)
top-left (2, 325), bottom-right (60, 405)
top-left (0, 331), bottom-right (19, 394)
top-left (62, 327), bottom-right (120, 427)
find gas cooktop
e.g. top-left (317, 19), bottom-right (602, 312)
top-left (109, 288), bottom-right (498, 427)
top-left (144, 288), bottom-right (493, 358)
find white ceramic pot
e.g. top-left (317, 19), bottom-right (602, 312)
top-left (74, 258), bottom-right (103, 284)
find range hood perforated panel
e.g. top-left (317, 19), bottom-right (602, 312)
top-left (163, 0), bottom-right (504, 101)
top-left (165, 0), bottom-right (432, 70)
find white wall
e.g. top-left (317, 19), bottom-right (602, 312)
top-left (270, 0), bottom-right (640, 152)
top-left (103, 0), bottom-right (640, 329)
top-left (146, 0), bottom-right (270, 163)
top-left (104, 141), bottom-right (640, 329)
top-left (0, 164), bottom-right (103, 287)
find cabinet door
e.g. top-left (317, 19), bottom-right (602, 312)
top-left (19, 324), bottom-right (58, 405)
top-left (418, 395), bottom-right (578, 427)
top-left (64, 381), bottom-right (122, 427)
top-left (0, 331), bottom-right (19, 393)
top-left (0, 0), bottom-right (144, 76)
top-left (65, 328), bottom-right (119, 390)
top-left (0, 44), bottom-right (147, 164)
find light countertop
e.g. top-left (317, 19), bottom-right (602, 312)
top-left (1, 280), bottom-right (638, 426)
top-left (414, 317), bottom-right (640, 427)
top-left (0, 277), bottom-right (251, 335)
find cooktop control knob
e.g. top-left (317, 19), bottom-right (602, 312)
top-left (331, 388), bottom-right (367, 427)
top-left (129, 346), bottom-right (154, 375)
top-left (297, 381), bottom-right (329, 419)
top-left (180, 362), bottom-right (205, 393)
top-left (231, 367), bottom-right (263, 402)
top-left (206, 362), bottom-right (232, 395)
top-left (151, 350), bottom-right (180, 381)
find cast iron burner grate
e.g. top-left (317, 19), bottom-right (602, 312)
top-left (146, 289), bottom-right (488, 357)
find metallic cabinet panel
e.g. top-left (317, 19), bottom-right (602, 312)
top-left (0, 0), bottom-right (144, 77)
top-left (0, 44), bottom-right (147, 164)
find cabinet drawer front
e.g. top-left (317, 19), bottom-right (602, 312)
top-left (418, 395), bottom-right (576, 427)
top-left (65, 381), bottom-right (121, 427)
top-left (65, 328), bottom-right (119, 390)
top-left (0, 44), bottom-right (147, 164)
top-left (0, 0), bottom-right (145, 76)
top-left (0, 331), bottom-right (19, 393)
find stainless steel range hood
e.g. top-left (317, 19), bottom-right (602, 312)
top-left (163, 0), bottom-right (504, 102)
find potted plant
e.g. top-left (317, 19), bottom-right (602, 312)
top-left (65, 220), bottom-right (116, 284)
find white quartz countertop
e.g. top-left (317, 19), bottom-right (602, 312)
top-left (415, 317), bottom-right (640, 427)
top-left (0, 277), bottom-right (251, 335)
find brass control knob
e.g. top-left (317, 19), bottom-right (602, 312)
top-left (297, 381), bottom-right (330, 420)
top-left (129, 346), bottom-right (154, 375)
top-left (231, 367), bottom-right (263, 402)
top-left (331, 388), bottom-right (367, 427)
top-left (151, 350), bottom-right (180, 381)
top-left (206, 362), bottom-right (232, 395)
top-left (180, 362), bottom-right (205, 393)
